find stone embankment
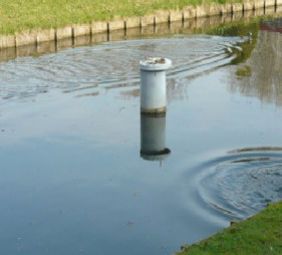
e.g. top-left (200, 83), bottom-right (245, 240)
top-left (0, 0), bottom-right (281, 50)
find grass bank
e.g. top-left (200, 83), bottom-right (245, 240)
top-left (0, 0), bottom-right (241, 35)
top-left (177, 202), bottom-right (282, 255)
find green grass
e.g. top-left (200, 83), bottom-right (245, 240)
top-left (177, 202), bottom-right (282, 255)
top-left (0, 0), bottom-right (241, 35)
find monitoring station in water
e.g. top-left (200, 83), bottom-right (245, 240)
top-left (139, 57), bottom-right (172, 161)
top-left (140, 57), bottom-right (172, 115)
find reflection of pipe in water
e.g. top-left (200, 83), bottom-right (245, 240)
top-left (140, 114), bottom-right (171, 162)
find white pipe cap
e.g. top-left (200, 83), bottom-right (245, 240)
top-left (140, 57), bottom-right (172, 71)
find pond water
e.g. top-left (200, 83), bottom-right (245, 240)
top-left (0, 11), bottom-right (281, 255)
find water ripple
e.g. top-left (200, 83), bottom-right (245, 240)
top-left (197, 147), bottom-right (282, 220)
top-left (0, 35), bottom-right (248, 102)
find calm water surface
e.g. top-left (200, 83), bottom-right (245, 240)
top-left (0, 15), bottom-right (281, 255)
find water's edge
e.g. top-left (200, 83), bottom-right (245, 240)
top-left (0, 6), bottom-right (281, 64)
top-left (176, 201), bottom-right (282, 254)
top-left (0, 0), bottom-right (281, 50)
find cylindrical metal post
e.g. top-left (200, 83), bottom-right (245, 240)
top-left (140, 57), bottom-right (172, 115)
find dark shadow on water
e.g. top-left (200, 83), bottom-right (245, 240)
top-left (229, 17), bottom-right (282, 106)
